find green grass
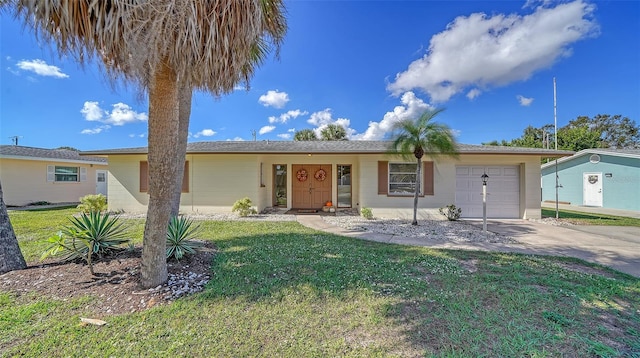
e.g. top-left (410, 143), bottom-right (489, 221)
top-left (541, 208), bottom-right (640, 227)
top-left (3, 209), bottom-right (640, 357)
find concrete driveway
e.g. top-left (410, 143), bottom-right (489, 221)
top-left (477, 220), bottom-right (640, 277)
top-left (297, 216), bottom-right (640, 278)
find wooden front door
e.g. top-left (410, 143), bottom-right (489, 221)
top-left (292, 164), bottom-right (332, 209)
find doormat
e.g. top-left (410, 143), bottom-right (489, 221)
top-left (297, 209), bottom-right (318, 213)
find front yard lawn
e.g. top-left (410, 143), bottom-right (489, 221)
top-left (3, 209), bottom-right (639, 357)
top-left (542, 208), bottom-right (640, 227)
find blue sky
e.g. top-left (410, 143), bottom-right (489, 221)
top-left (1, 0), bottom-right (638, 150)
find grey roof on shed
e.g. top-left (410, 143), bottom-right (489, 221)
top-left (82, 140), bottom-right (573, 156)
top-left (1, 145), bottom-right (107, 164)
top-left (541, 147), bottom-right (640, 169)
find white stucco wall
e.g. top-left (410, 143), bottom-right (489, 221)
top-left (104, 152), bottom-right (542, 219)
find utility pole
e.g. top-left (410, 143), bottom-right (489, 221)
top-left (9, 136), bottom-right (22, 146)
top-left (250, 130), bottom-right (256, 141)
top-left (554, 77), bottom-right (559, 219)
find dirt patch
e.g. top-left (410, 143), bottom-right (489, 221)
top-left (0, 242), bottom-right (216, 316)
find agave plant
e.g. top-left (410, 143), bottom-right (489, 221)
top-left (166, 216), bottom-right (204, 261)
top-left (41, 211), bottom-right (129, 275)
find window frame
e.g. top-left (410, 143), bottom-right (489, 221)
top-left (388, 162), bottom-right (420, 196)
top-left (378, 160), bottom-right (434, 197)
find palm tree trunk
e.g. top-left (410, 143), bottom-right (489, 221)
top-left (141, 60), bottom-right (180, 288)
top-left (412, 158), bottom-right (421, 225)
top-left (170, 84), bottom-right (193, 217)
top-left (0, 180), bottom-right (27, 274)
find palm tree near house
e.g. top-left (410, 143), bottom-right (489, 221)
top-left (389, 109), bottom-right (458, 225)
top-left (6, 0), bottom-right (286, 288)
top-left (320, 124), bottom-right (348, 140)
top-left (294, 129), bottom-right (319, 141)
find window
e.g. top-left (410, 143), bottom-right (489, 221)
top-left (389, 163), bottom-right (418, 195)
top-left (378, 161), bottom-right (434, 196)
top-left (273, 164), bottom-right (287, 206)
top-left (140, 161), bottom-right (189, 193)
top-left (47, 165), bottom-right (86, 182)
top-left (337, 165), bottom-right (352, 208)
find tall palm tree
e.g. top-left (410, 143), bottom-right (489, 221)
top-left (6, 0), bottom-right (286, 288)
top-left (0, 181), bottom-right (26, 274)
top-left (389, 109), bottom-right (458, 225)
top-left (320, 124), bottom-right (348, 141)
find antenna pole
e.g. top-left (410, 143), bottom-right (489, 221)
top-left (554, 77), bottom-right (559, 219)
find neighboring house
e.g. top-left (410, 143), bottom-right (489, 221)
top-left (0, 145), bottom-right (108, 206)
top-left (541, 148), bottom-right (640, 211)
top-left (83, 141), bottom-right (571, 219)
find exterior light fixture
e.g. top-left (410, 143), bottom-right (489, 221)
top-left (481, 172), bottom-right (489, 233)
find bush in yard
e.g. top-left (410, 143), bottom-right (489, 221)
top-left (360, 207), bottom-right (373, 220)
top-left (77, 194), bottom-right (107, 213)
top-left (439, 204), bottom-right (462, 221)
top-left (166, 216), bottom-right (204, 261)
top-left (232, 197), bottom-right (257, 217)
top-left (41, 211), bottom-right (130, 275)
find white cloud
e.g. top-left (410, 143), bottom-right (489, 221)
top-left (16, 59), bottom-right (69, 78)
top-left (194, 129), bottom-right (216, 138)
top-left (305, 109), bottom-right (357, 139)
top-left (517, 95), bottom-right (534, 106)
top-left (352, 91), bottom-right (432, 140)
top-left (288, 128), bottom-right (296, 133)
top-left (387, 0), bottom-right (598, 102)
top-left (81, 125), bottom-right (111, 135)
top-left (227, 137), bottom-right (245, 141)
top-left (258, 90), bottom-right (289, 108)
top-left (128, 133), bottom-right (146, 138)
top-left (81, 101), bottom-right (148, 125)
top-left (467, 88), bottom-right (482, 100)
top-left (259, 125), bottom-right (276, 135)
top-left (277, 133), bottom-right (291, 139)
top-left (268, 109), bottom-right (308, 124)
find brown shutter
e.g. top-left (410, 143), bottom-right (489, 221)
top-left (378, 161), bottom-right (388, 195)
top-left (140, 161), bottom-right (148, 192)
top-left (423, 161), bottom-right (434, 196)
top-left (181, 161), bottom-right (189, 193)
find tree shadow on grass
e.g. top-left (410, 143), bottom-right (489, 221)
top-left (193, 229), bottom-right (640, 356)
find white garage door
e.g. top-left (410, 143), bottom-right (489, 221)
top-left (455, 166), bottom-right (520, 218)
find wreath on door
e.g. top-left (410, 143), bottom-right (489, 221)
top-left (296, 169), bottom-right (308, 182)
top-left (314, 169), bottom-right (327, 181)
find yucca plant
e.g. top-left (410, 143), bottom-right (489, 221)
top-left (166, 216), bottom-right (204, 261)
top-left (41, 212), bottom-right (130, 275)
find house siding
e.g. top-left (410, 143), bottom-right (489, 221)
top-left (0, 158), bottom-right (104, 206)
top-left (104, 152), bottom-right (543, 219)
top-left (542, 153), bottom-right (640, 211)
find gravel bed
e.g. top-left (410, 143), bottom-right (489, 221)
top-left (322, 216), bottom-right (518, 244)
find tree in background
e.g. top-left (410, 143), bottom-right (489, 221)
top-left (293, 129), bottom-right (319, 141)
top-left (388, 109), bottom-right (458, 226)
top-left (486, 114), bottom-right (638, 151)
top-left (6, 0), bottom-right (286, 288)
top-left (320, 124), bottom-right (348, 141)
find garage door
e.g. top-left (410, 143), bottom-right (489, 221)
top-left (455, 166), bottom-right (520, 218)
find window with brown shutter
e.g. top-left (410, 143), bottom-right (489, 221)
top-left (379, 160), bottom-right (434, 197)
top-left (140, 161), bottom-right (189, 193)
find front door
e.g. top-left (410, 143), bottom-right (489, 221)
top-left (96, 170), bottom-right (108, 196)
top-left (292, 164), bottom-right (332, 208)
top-left (583, 172), bottom-right (603, 207)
